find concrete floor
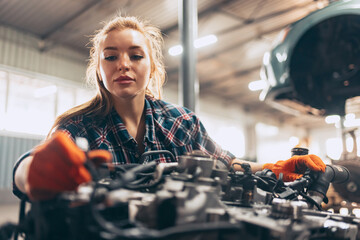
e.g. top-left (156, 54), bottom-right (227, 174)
top-left (0, 203), bottom-right (19, 225)
top-left (0, 190), bottom-right (20, 221)
top-left (0, 190), bottom-right (23, 239)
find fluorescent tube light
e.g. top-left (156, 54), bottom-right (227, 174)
top-left (168, 34), bottom-right (218, 56)
top-left (248, 80), bottom-right (266, 91)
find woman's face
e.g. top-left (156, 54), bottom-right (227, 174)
top-left (99, 29), bottom-right (151, 100)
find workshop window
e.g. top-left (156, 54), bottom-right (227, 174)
top-left (6, 73), bottom-right (56, 135)
top-left (57, 86), bottom-right (76, 117)
top-left (0, 69), bottom-right (94, 136)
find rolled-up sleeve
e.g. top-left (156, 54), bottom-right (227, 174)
top-left (12, 151), bottom-right (32, 200)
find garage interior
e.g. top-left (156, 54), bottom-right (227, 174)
top-left (0, 0), bottom-right (360, 239)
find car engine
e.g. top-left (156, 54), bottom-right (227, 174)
top-left (1, 149), bottom-right (358, 240)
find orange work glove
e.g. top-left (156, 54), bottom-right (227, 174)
top-left (25, 131), bottom-right (112, 201)
top-left (262, 154), bottom-right (326, 182)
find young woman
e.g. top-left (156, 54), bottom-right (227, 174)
top-left (13, 16), bottom-right (326, 200)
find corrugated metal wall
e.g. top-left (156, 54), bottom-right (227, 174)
top-left (0, 24), bottom-right (87, 190)
top-left (0, 24), bottom-right (88, 190)
top-left (0, 134), bottom-right (41, 189)
top-left (0, 25), bottom-right (87, 83)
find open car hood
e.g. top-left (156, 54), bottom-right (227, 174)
top-left (261, 0), bottom-right (360, 116)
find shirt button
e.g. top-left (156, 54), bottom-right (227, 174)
top-left (135, 153), bottom-right (139, 158)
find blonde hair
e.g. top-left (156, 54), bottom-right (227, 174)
top-left (48, 16), bottom-right (166, 137)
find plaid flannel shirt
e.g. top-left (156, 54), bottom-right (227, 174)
top-left (13, 96), bottom-right (235, 199)
top-left (58, 95), bottom-right (235, 166)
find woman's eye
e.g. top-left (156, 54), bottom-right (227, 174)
top-left (105, 56), bottom-right (117, 61)
top-left (131, 55), bottom-right (144, 60)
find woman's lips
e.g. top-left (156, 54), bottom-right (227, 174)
top-left (114, 76), bottom-right (134, 84)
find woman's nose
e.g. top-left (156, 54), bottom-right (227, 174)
top-left (118, 55), bottom-right (130, 71)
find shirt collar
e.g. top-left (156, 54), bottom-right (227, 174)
top-left (109, 108), bottom-right (133, 144)
top-left (109, 97), bottom-right (157, 145)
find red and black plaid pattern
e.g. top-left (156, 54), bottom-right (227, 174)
top-left (58, 96), bottom-right (235, 166)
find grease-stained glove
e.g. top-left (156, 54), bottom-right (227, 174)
top-left (25, 131), bottom-right (112, 200)
top-left (262, 154), bottom-right (326, 182)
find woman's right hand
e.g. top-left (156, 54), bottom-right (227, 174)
top-left (16, 131), bottom-right (112, 201)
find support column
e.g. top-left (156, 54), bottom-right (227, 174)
top-left (178, 0), bottom-right (198, 112)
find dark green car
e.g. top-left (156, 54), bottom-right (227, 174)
top-left (261, 0), bottom-right (360, 116)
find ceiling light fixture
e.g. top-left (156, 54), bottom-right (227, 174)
top-left (169, 45), bottom-right (183, 56)
top-left (325, 115), bottom-right (340, 124)
top-left (168, 34), bottom-right (218, 56)
top-left (194, 34), bottom-right (217, 48)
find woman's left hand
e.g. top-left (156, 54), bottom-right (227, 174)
top-left (262, 154), bottom-right (326, 182)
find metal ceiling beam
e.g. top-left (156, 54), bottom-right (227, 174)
top-left (41, 0), bottom-right (101, 40)
top-left (200, 65), bottom-right (261, 91)
top-left (38, 0), bottom-right (102, 52)
top-left (165, 24), bottom-right (284, 87)
top-left (166, 1), bottom-right (319, 77)
top-left (200, 2), bottom-right (318, 62)
top-left (215, 0), bottom-right (315, 36)
top-left (162, 0), bottom-right (236, 35)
